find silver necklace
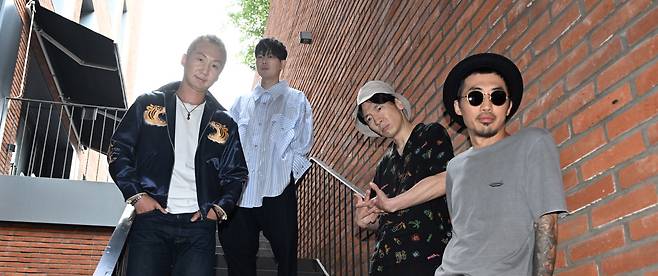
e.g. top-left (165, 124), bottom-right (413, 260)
top-left (179, 100), bottom-right (201, 120)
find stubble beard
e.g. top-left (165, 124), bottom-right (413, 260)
top-left (471, 121), bottom-right (504, 138)
top-left (473, 126), bottom-right (498, 138)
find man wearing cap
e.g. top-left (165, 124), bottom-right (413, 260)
top-left (435, 53), bottom-right (567, 276)
top-left (354, 80), bottom-right (454, 275)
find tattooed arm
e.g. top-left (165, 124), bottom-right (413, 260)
top-left (533, 213), bottom-right (558, 276)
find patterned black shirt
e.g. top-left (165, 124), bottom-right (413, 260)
top-left (371, 123), bottom-right (454, 273)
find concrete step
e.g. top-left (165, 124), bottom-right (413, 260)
top-left (215, 244), bottom-right (274, 258)
top-left (215, 267), bottom-right (325, 276)
top-left (215, 232), bottom-right (326, 275)
top-left (215, 256), bottom-right (321, 272)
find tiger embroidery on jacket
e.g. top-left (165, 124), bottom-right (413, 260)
top-left (208, 121), bottom-right (228, 144)
top-left (143, 104), bottom-right (167, 127)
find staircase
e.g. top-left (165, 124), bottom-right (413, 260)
top-left (215, 233), bottom-right (327, 276)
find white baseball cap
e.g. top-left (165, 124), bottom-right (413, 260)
top-left (352, 80), bottom-right (412, 137)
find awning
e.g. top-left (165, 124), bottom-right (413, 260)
top-left (70, 106), bottom-right (126, 154)
top-left (33, 1), bottom-right (127, 109)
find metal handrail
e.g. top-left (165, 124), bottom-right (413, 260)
top-left (93, 205), bottom-right (134, 276)
top-left (298, 157), bottom-right (373, 275)
top-left (310, 157), bottom-right (366, 197)
top-left (310, 158), bottom-right (353, 187)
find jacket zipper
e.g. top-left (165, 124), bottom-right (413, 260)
top-left (198, 106), bottom-right (218, 144)
top-left (164, 97), bottom-right (175, 211)
top-left (196, 105), bottom-right (219, 221)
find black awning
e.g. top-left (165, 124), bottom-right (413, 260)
top-left (33, 2), bottom-right (127, 109)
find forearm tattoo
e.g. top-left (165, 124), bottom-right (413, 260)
top-left (533, 213), bottom-right (558, 276)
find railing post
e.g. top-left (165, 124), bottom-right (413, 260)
top-left (50, 104), bottom-right (64, 178)
top-left (4, 98), bottom-right (125, 181)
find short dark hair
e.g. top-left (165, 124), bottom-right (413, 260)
top-left (255, 37), bottom-right (288, 60)
top-left (356, 93), bottom-right (397, 125)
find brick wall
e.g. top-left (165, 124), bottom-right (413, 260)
top-left (266, 0), bottom-right (658, 274)
top-left (0, 222), bottom-right (112, 275)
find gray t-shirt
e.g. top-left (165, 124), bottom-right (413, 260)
top-left (436, 128), bottom-right (567, 276)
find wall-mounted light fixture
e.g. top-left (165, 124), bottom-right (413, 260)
top-left (6, 143), bottom-right (15, 153)
top-left (300, 31), bottom-right (312, 44)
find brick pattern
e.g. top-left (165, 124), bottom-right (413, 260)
top-left (0, 222), bottom-right (112, 275)
top-left (265, 0), bottom-right (658, 274)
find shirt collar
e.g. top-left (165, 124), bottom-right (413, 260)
top-left (252, 80), bottom-right (289, 102)
top-left (388, 123), bottom-right (424, 158)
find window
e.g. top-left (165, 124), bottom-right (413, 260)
top-left (79, 0), bottom-right (98, 32)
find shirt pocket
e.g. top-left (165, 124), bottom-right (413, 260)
top-left (270, 114), bottom-right (295, 157)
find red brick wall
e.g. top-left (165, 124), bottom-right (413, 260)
top-left (0, 222), bottom-right (112, 275)
top-left (266, 0), bottom-right (658, 274)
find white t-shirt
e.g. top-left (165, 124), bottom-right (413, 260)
top-left (166, 96), bottom-right (205, 214)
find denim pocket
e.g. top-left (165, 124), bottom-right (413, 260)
top-left (135, 209), bottom-right (160, 217)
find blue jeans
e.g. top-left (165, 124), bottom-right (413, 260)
top-left (126, 211), bottom-right (216, 276)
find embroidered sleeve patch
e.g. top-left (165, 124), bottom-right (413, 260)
top-left (107, 141), bottom-right (117, 164)
top-left (208, 121), bottom-right (229, 144)
top-left (143, 104), bottom-right (167, 127)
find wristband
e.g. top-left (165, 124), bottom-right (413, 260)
top-left (126, 192), bottom-right (146, 205)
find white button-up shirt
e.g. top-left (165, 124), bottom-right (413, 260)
top-left (230, 81), bottom-right (313, 207)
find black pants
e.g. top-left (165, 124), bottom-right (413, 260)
top-left (219, 183), bottom-right (298, 276)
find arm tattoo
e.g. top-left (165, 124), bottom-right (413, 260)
top-left (533, 213), bottom-right (558, 276)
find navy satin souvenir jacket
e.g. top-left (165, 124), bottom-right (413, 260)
top-left (108, 82), bottom-right (248, 219)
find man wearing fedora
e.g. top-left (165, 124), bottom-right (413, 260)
top-left (435, 53), bottom-right (567, 276)
top-left (353, 80), bottom-right (454, 275)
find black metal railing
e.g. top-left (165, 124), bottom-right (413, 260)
top-left (1, 97), bottom-right (125, 181)
top-left (298, 158), bottom-right (373, 275)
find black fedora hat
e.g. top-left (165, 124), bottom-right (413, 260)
top-left (443, 53), bottom-right (523, 127)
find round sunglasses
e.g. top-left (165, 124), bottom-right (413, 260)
top-left (460, 90), bottom-right (508, 106)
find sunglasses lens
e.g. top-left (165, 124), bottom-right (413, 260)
top-left (467, 92), bottom-right (484, 106)
top-left (491, 91), bottom-right (508, 106)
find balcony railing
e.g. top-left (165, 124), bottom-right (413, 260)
top-left (0, 97), bottom-right (126, 181)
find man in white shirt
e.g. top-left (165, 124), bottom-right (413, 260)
top-left (109, 35), bottom-right (248, 276)
top-left (220, 37), bottom-right (313, 276)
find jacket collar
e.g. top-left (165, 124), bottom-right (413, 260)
top-left (157, 81), bottom-right (226, 146)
